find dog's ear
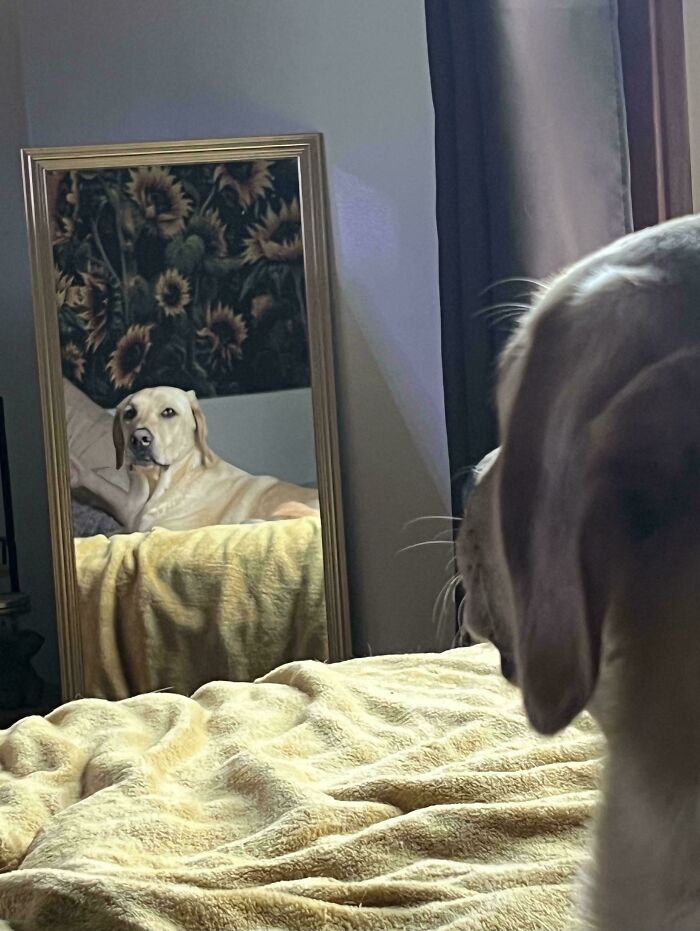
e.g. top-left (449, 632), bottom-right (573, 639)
top-left (501, 335), bottom-right (700, 735)
top-left (112, 395), bottom-right (131, 470)
top-left (187, 390), bottom-right (214, 466)
top-left (580, 346), bottom-right (700, 643)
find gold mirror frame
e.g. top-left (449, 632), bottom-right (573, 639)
top-left (22, 133), bottom-right (352, 701)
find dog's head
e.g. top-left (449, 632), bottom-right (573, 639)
top-left (113, 386), bottom-right (214, 470)
top-left (457, 216), bottom-right (700, 735)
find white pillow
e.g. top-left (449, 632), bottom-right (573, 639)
top-left (63, 379), bottom-right (128, 490)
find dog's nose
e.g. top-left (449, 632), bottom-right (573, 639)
top-left (499, 653), bottom-right (517, 683)
top-left (130, 428), bottom-right (153, 449)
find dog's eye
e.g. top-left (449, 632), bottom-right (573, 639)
top-left (124, 408), bottom-right (136, 421)
top-left (161, 408), bottom-right (177, 418)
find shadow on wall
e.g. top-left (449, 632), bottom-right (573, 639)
top-left (336, 303), bottom-right (454, 658)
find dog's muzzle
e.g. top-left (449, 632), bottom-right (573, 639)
top-left (130, 427), bottom-right (155, 462)
top-left (499, 652), bottom-right (517, 683)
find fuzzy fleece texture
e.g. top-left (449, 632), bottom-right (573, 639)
top-left (0, 644), bottom-right (602, 930)
top-left (75, 515), bottom-right (328, 698)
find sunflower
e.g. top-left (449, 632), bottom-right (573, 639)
top-left (106, 324), bottom-right (154, 389)
top-left (56, 266), bottom-right (89, 312)
top-left (126, 167), bottom-right (192, 239)
top-left (67, 284), bottom-right (89, 308)
top-left (197, 304), bottom-right (248, 366)
top-left (213, 160), bottom-right (274, 207)
top-left (250, 293), bottom-right (274, 320)
top-left (187, 208), bottom-right (228, 258)
top-left (155, 268), bottom-right (191, 317)
top-left (62, 342), bottom-right (86, 383)
top-left (78, 263), bottom-right (110, 352)
top-left (241, 198), bottom-right (303, 264)
top-left (54, 267), bottom-right (74, 310)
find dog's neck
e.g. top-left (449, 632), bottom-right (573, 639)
top-left (127, 448), bottom-right (215, 511)
top-left (587, 559), bottom-right (700, 931)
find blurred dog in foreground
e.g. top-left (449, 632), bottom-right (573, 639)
top-left (458, 216), bottom-right (700, 930)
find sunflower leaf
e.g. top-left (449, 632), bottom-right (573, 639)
top-left (238, 264), bottom-right (268, 302)
top-left (127, 276), bottom-right (154, 323)
top-left (181, 179), bottom-right (203, 208)
top-left (202, 256), bottom-right (244, 278)
top-left (164, 235), bottom-right (206, 275)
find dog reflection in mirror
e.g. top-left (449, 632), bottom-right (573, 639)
top-left (457, 216), bottom-right (700, 930)
top-left (71, 386), bottom-right (319, 532)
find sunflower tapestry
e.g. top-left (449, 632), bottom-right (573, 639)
top-left (51, 160), bottom-right (310, 407)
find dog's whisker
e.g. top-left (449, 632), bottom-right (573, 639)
top-left (433, 573), bottom-right (462, 647)
top-left (477, 276), bottom-right (544, 297)
top-left (431, 574), bottom-right (458, 622)
top-left (474, 302), bottom-right (531, 321)
top-left (396, 540), bottom-right (454, 555)
top-left (430, 577), bottom-right (453, 634)
top-left (430, 527), bottom-right (458, 541)
top-left (457, 594), bottom-right (467, 629)
top-left (487, 307), bottom-right (530, 320)
top-left (402, 515), bottom-right (462, 531)
top-left (451, 594), bottom-right (468, 647)
top-left (436, 591), bottom-right (457, 648)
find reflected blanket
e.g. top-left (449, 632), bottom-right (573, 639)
top-left (74, 516), bottom-right (327, 698)
top-left (0, 644), bottom-right (602, 930)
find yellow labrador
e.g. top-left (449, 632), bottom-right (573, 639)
top-left (71, 386), bottom-right (319, 532)
top-left (457, 215), bottom-right (700, 930)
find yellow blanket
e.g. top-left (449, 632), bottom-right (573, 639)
top-left (0, 645), bottom-right (602, 930)
top-left (75, 516), bottom-right (327, 699)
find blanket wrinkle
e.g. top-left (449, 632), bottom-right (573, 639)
top-left (76, 517), bottom-right (327, 698)
top-left (0, 645), bottom-right (602, 930)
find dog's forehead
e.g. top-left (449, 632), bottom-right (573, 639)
top-left (495, 305), bottom-right (542, 431)
top-left (494, 254), bottom-right (664, 433)
top-left (128, 387), bottom-right (191, 412)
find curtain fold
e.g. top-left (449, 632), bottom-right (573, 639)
top-left (425, 0), bottom-right (633, 515)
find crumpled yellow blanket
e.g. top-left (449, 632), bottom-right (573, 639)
top-left (75, 516), bottom-right (328, 699)
top-left (0, 644), bottom-right (603, 931)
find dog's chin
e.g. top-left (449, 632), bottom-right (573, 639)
top-left (128, 453), bottom-right (169, 469)
top-left (497, 651), bottom-right (518, 684)
top-left (460, 586), bottom-right (518, 685)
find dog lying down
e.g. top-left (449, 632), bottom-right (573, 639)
top-left (71, 386), bottom-right (319, 532)
top-left (457, 215), bottom-right (700, 931)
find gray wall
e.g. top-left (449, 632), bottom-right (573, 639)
top-left (0, 3), bottom-right (57, 683)
top-left (5, 0), bottom-right (451, 676)
top-left (201, 390), bottom-right (317, 486)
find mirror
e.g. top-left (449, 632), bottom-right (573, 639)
top-left (23, 135), bottom-right (350, 701)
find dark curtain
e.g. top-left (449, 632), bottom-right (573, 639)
top-left (425, 0), bottom-right (635, 516)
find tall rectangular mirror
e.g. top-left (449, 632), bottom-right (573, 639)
top-left (23, 134), bottom-right (351, 701)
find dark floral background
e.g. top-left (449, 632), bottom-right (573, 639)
top-left (51, 158), bottom-right (310, 407)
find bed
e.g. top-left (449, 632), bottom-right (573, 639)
top-left (76, 516), bottom-right (328, 698)
top-left (0, 643), bottom-right (602, 930)
top-left (64, 379), bottom-right (328, 697)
